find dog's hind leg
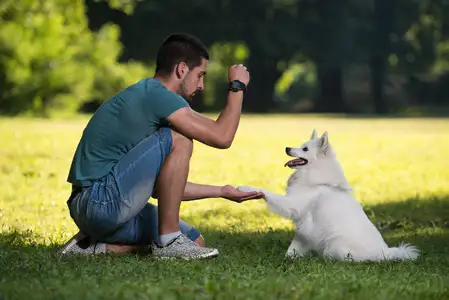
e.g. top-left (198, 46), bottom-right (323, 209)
top-left (286, 237), bottom-right (309, 259)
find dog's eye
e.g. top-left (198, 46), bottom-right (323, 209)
top-left (302, 147), bottom-right (309, 152)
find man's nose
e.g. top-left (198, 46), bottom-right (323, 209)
top-left (198, 79), bottom-right (204, 90)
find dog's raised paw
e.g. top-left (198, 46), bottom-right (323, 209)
top-left (237, 186), bottom-right (259, 193)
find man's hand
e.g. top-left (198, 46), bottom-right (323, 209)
top-left (229, 64), bottom-right (250, 86)
top-left (220, 185), bottom-right (264, 203)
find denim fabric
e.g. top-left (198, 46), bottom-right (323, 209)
top-left (67, 127), bottom-right (200, 245)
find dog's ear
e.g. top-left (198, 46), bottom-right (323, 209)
top-left (310, 129), bottom-right (317, 140)
top-left (318, 131), bottom-right (329, 154)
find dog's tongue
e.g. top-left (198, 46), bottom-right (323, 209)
top-left (284, 159), bottom-right (302, 167)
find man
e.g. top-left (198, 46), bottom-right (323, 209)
top-left (59, 33), bottom-right (263, 260)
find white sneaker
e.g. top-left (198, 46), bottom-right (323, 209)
top-left (58, 231), bottom-right (106, 255)
top-left (151, 234), bottom-right (219, 260)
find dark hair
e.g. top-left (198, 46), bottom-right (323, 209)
top-left (155, 33), bottom-right (209, 76)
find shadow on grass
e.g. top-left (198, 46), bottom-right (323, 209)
top-left (364, 194), bottom-right (449, 230)
top-left (0, 230), bottom-right (60, 264)
top-left (186, 193), bottom-right (449, 260)
top-left (1, 194), bottom-right (448, 262)
top-left (0, 199), bottom-right (448, 300)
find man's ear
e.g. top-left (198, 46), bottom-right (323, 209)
top-left (175, 62), bottom-right (189, 79)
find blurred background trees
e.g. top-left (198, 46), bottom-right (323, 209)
top-left (1, 0), bottom-right (449, 117)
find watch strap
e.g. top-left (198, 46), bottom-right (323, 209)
top-left (228, 80), bottom-right (247, 93)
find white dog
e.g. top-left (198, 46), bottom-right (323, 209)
top-left (237, 129), bottom-right (419, 262)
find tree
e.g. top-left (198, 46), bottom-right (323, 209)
top-left (0, 0), bottom-right (147, 116)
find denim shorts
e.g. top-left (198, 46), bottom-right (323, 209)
top-left (67, 127), bottom-right (201, 245)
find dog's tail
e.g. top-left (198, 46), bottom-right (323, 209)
top-left (381, 243), bottom-right (420, 261)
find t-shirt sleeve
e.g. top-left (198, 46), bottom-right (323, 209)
top-left (147, 86), bottom-right (190, 122)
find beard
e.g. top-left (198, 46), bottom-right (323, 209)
top-left (181, 91), bottom-right (196, 101)
top-left (179, 79), bottom-right (197, 101)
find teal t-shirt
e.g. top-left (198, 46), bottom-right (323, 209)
top-left (67, 78), bottom-right (189, 186)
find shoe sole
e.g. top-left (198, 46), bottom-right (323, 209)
top-left (58, 232), bottom-right (88, 255)
top-left (153, 248), bottom-right (220, 261)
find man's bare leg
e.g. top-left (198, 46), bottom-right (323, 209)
top-left (148, 130), bottom-right (218, 259)
top-left (155, 129), bottom-right (193, 238)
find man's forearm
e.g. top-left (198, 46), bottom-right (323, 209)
top-left (189, 91), bottom-right (243, 149)
top-left (182, 182), bottom-right (224, 201)
top-left (214, 91), bottom-right (243, 147)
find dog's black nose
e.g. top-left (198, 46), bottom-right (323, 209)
top-left (286, 147), bottom-right (291, 154)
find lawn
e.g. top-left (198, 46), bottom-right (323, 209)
top-left (1, 114), bottom-right (449, 299)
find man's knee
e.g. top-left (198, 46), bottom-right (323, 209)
top-left (170, 129), bottom-right (193, 156)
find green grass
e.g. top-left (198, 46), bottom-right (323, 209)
top-left (1, 114), bottom-right (449, 299)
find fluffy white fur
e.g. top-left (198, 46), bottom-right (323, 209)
top-left (237, 129), bottom-right (419, 262)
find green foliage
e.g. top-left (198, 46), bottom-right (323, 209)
top-left (433, 41), bottom-right (449, 74)
top-left (2, 0), bottom-right (449, 115)
top-left (97, 0), bottom-right (144, 14)
top-left (276, 62), bottom-right (316, 95)
top-left (87, 23), bottom-right (150, 103)
top-left (0, 0), bottom-right (148, 117)
top-left (202, 43), bottom-right (249, 110)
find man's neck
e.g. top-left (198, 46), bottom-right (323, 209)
top-left (154, 74), bottom-right (179, 94)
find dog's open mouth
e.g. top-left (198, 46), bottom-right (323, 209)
top-left (284, 158), bottom-right (308, 168)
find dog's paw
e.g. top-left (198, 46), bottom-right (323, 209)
top-left (237, 186), bottom-right (260, 193)
top-left (285, 251), bottom-right (302, 261)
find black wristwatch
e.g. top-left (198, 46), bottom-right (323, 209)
top-left (228, 80), bottom-right (247, 93)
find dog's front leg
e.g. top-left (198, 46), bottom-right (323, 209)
top-left (237, 186), bottom-right (299, 220)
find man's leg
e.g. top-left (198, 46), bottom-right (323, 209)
top-left (98, 202), bottom-right (205, 250)
top-left (145, 130), bottom-right (218, 259)
top-left (60, 127), bottom-right (215, 258)
top-left (154, 129), bottom-right (192, 242)
top-left (60, 201), bottom-right (205, 255)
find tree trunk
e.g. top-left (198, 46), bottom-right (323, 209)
top-left (370, 55), bottom-right (388, 114)
top-left (370, 0), bottom-right (393, 114)
top-left (243, 54), bottom-right (282, 113)
top-left (311, 0), bottom-right (349, 113)
top-left (314, 64), bottom-right (346, 112)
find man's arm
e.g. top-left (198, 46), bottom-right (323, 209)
top-left (167, 65), bottom-right (249, 149)
top-left (153, 182), bottom-right (263, 202)
top-left (168, 91), bottom-right (242, 149)
top-left (153, 182), bottom-right (264, 202)
top-left (182, 182), bottom-right (223, 200)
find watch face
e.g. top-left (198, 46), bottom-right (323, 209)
top-left (232, 81), bottom-right (242, 88)
top-left (229, 80), bottom-right (245, 92)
